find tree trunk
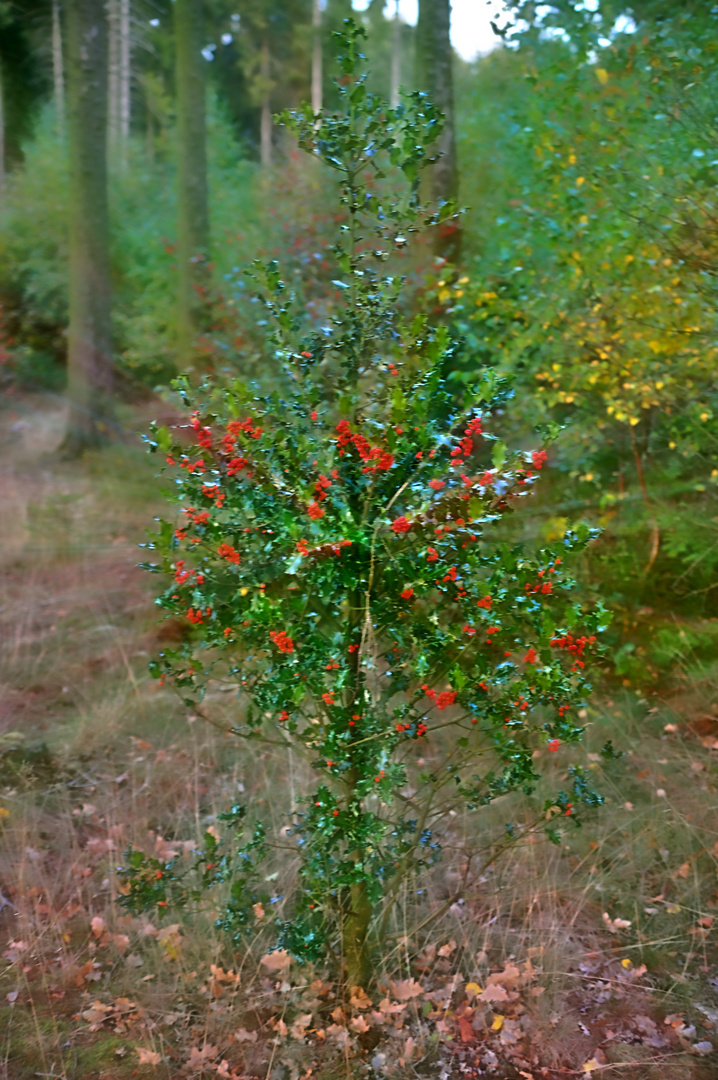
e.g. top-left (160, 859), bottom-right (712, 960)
top-left (312, 0), bottom-right (322, 114)
top-left (175, 0), bottom-right (209, 366)
top-left (108, 0), bottom-right (119, 156)
top-left (63, 0), bottom-right (114, 453)
top-left (390, 0), bottom-right (400, 108)
top-left (119, 0), bottom-right (130, 147)
top-left (108, 0), bottom-right (131, 168)
top-left (260, 35), bottom-right (272, 167)
top-left (52, 0), bottom-right (65, 132)
top-left (416, 0), bottom-right (461, 263)
top-left (342, 878), bottom-right (372, 989)
top-left (0, 53), bottom-right (5, 198)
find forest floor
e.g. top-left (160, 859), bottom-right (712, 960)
top-left (1, 392), bottom-right (717, 1080)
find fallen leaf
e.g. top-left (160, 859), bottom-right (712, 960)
top-left (185, 1043), bottom-right (218, 1071)
top-left (260, 949), bottom-right (290, 973)
top-left (465, 981), bottom-right (482, 1002)
top-left (91, 916), bottom-right (106, 938)
top-left (136, 1047), bottom-right (162, 1066)
top-left (232, 1028), bottom-right (257, 1044)
top-left (349, 986), bottom-right (372, 1010)
top-left (479, 983), bottom-right (509, 1003)
top-left (351, 1015), bottom-right (370, 1034)
top-left (390, 977), bottom-right (424, 1001)
top-left (287, 1010), bottom-right (313, 1036)
top-left (490, 1014), bottom-right (504, 1031)
top-left (458, 1016), bottom-right (475, 1042)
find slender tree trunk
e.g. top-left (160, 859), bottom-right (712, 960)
top-left (260, 35), bottom-right (272, 167)
top-left (0, 54), bottom-right (5, 197)
top-left (416, 0), bottom-right (461, 263)
top-left (119, 0), bottom-right (130, 159)
top-left (390, 0), bottom-right (400, 108)
top-left (52, 0), bottom-right (65, 132)
top-left (312, 0), bottom-right (322, 114)
top-left (174, 0), bottom-right (209, 365)
top-left (63, 0), bottom-right (114, 453)
top-left (342, 877), bottom-right (372, 989)
top-left (108, 0), bottom-right (119, 156)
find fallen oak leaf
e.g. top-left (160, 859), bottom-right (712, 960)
top-left (136, 1047), bottom-right (162, 1066)
top-left (349, 985), bottom-right (372, 1009)
top-left (260, 949), bottom-right (291, 973)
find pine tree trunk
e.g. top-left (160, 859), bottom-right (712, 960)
top-left (260, 36), bottom-right (272, 167)
top-left (390, 0), bottom-right (400, 108)
top-left (416, 0), bottom-right (461, 263)
top-left (63, 0), bottom-right (114, 453)
top-left (119, 0), bottom-right (130, 159)
top-left (312, 0), bottom-right (322, 114)
top-left (52, 0), bottom-right (65, 132)
top-left (175, 0), bottom-right (209, 365)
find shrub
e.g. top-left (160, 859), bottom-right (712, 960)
top-left (120, 23), bottom-right (609, 987)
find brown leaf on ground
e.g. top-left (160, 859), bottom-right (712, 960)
top-left (390, 977), bottom-right (424, 1001)
top-left (260, 949), bottom-right (290, 972)
top-left (136, 1047), bottom-right (162, 1066)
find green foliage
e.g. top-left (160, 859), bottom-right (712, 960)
top-left (445, 4), bottom-right (718, 684)
top-left (124, 24), bottom-right (608, 974)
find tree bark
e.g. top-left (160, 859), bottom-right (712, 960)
top-left (119, 0), bottom-right (130, 146)
top-left (0, 52), bottom-right (5, 197)
top-left (52, 0), bottom-right (65, 132)
top-left (342, 878), bottom-right (372, 989)
top-left (390, 0), bottom-right (400, 108)
top-left (416, 0), bottom-right (461, 263)
top-left (312, 0), bottom-right (322, 114)
top-left (108, 0), bottom-right (119, 155)
top-left (260, 35), bottom-right (272, 167)
top-left (63, 0), bottom-right (114, 453)
top-left (175, 0), bottom-right (209, 365)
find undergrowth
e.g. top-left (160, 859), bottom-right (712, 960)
top-left (0, 395), bottom-right (716, 1078)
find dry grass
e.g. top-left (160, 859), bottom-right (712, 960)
top-left (0, 394), bottom-right (717, 1079)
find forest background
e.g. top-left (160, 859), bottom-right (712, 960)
top-left (0, 1), bottom-right (717, 1078)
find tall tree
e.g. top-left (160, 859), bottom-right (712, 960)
top-left (312, 0), bottom-right (322, 113)
top-left (259, 32), bottom-right (271, 166)
top-left (63, 0), bottom-right (114, 452)
top-left (52, 0), bottom-right (65, 131)
top-left (0, 51), bottom-right (5, 197)
top-left (416, 0), bottom-right (460, 263)
top-left (108, 0), bottom-right (131, 167)
top-left (390, 0), bottom-right (400, 107)
top-left (175, 0), bottom-right (209, 364)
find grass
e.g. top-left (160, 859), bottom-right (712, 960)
top-left (0, 393), bottom-right (717, 1079)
